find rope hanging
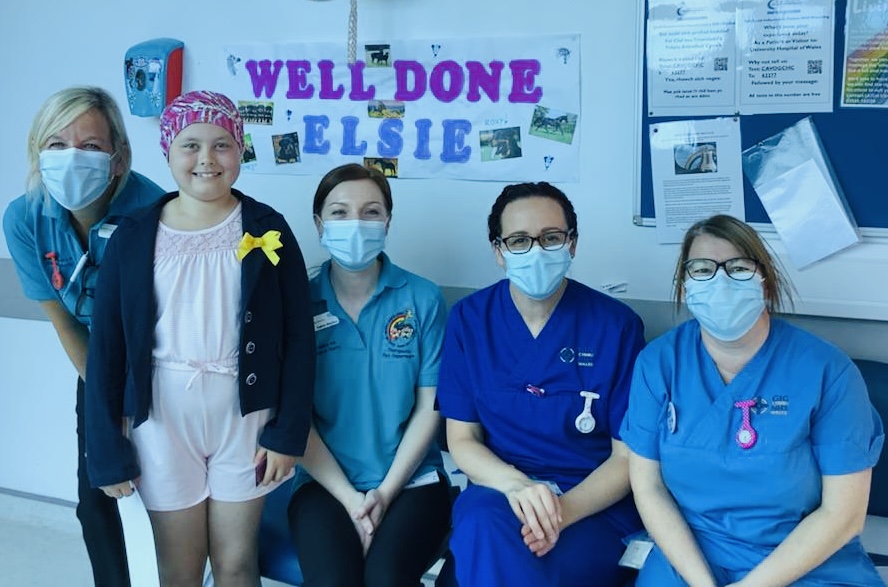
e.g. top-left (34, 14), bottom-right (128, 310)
top-left (347, 0), bottom-right (358, 64)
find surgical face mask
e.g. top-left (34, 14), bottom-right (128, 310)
top-left (39, 148), bottom-right (113, 211)
top-left (502, 246), bottom-right (572, 300)
top-left (684, 273), bottom-right (766, 341)
top-left (320, 219), bottom-right (387, 271)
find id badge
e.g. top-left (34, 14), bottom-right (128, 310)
top-left (618, 536), bottom-right (654, 569)
top-left (313, 311), bottom-right (340, 331)
top-left (404, 470), bottom-right (440, 489)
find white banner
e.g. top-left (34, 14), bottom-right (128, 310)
top-left (220, 35), bottom-right (581, 181)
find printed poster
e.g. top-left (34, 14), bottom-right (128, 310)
top-left (650, 117), bottom-right (745, 243)
top-left (842, 0), bottom-right (888, 107)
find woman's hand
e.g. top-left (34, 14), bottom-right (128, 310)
top-left (505, 480), bottom-right (563, 551)
top-left (346, 491), bottom-right (378, 555)
top-left (521, 520), bottom-right (560, 556)
top-left (254, 447), bottom-right (297, 486)
top-left (100, 480), bottom-right (135, 499)
top-left (353, 487), bottom-right (390, 530)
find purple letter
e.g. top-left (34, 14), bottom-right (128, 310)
top-left (348, 61), bottom-right (376, 100)
top-left (303, 115), bottom-right (331, 155)
top-left (466, 61), bottom-right (504, 103)
top-left (285, 60), bottom-right (313, 99)
top-left (340, 116), bottom-right (367, 156)
top-left (440, 119), bottom-right (472, 163)
top-left (245, 59), bottom-right (283, 98)
top-left (429, 61), bottom-right (465, 103)
top-left (393, 60), bottom-right (427, 101)
top-left (508, 59), bottom-right (543, 103)
top-left (318, 60), bottom-right (345, 100)
top-left (413, 119), bottom-right (432, 160)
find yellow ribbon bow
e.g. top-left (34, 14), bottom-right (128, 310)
top-left (236, 230), bottom-right (283, 266)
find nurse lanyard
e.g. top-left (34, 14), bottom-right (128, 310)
top-left (733, 399), bottom-right (758, 449)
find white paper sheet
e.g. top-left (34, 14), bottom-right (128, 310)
top-left (755, 158), bottom-right (860, 269)
top-left (650, 117), bottom-right (745, 243)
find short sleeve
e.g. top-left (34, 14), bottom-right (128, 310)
top-left (620, 347), bottom-right (668, 461)
top-left (608, 313), bottom-right (646, 440)
top-left (416, 285), bottom-right (447, 389)
top-left (3, 196), bottom-right (55, 301)
top-left (812, 361), bottom-right (885, 475)
top-left (435, 302), bottom-right (480, 422)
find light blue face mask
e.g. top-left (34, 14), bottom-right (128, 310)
top-left (320, 219), bottom-right (387, 271)
top-left (684, 273), bottom-right (766, 341)
top-left (39, 148), bottom-right (113, 211)
top-left (502, 246), bottom-right (572, 300)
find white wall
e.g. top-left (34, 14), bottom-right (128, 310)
top-left (0, 318), bottom-right (78, 501)
top-left (2, 0), bottom-right (888, 499)
top-left (1, 8), bottom-right (887, 583)
top-left (0, 0), bottom-right (647, 293)
top-left (3, 1), bottom-right (886, 321)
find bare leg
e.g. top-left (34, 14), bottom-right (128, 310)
top-left (207, 496), bottom-right (264, 587)
top-left (148, 501), bottom-right (209, 587)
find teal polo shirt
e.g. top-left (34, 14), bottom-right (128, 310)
top-left (3, 172), bottom-right (165, 327)
top-left (295, 254), bottom-right (446, 492)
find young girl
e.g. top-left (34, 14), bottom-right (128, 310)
top-left (85, 90), bottom-right (315, 586)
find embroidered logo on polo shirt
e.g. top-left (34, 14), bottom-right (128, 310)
top-left (385, 309), bottom-right (416, 347)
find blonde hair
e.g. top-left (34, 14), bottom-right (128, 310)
top-left (26, 86), bottom-right (132, 197)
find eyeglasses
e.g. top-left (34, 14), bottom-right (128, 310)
top-left (74, 263), bottom-right (98, 318)
top-left (684, 257), bottom-right (759, 281)
top-left (497, 230), bottom-right (573, 254)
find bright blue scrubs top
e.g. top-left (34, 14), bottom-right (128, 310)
top-left (3, 172), bottom-right (165, 327)
top-left (437, 278), bottom-right (645, 534)
top-left (621, 319), bottom-right (885, 583)
top-left (293, 254), bottom-right (446, 492)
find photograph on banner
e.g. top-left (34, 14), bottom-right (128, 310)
top-left (841, 0), bottom-right (888, 107)
top-left (221, 34), bottom-right (580, 182)
top-left (737, 0), bottom-right (834, 115)
top-left (650, 117), bottom-right (744, 244)
top-left (646, 0), bottom-right (738, 118)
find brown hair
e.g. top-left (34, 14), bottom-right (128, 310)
top-left (312, 163), bottom-right (392, 216)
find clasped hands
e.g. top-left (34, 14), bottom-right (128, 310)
top-left (347, 488), bottom-right (390, 555)
top-left (506, 479), bottom-right (564, 557)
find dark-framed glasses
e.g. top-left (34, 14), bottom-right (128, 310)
top-left (498, 230), bottom-right (573, 254)
top-left (74, 263), bottom-right (98, 318)
top-left (684, 257), bottom-right (759, 281)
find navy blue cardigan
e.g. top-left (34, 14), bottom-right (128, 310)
top-left (85, 191), bottom-right (315, 487)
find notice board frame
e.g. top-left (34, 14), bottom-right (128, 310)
top-left (634, 0), bottom-right (888, 239)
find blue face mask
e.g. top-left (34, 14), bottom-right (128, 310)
top-left (502, 246), bottom-right (572, 300)
top-left (684, 273), bottom-right (766, 341)
top-left (39, 148), bottom-right (113, 211)
top-left (320, 219), bottom-right (387, 271)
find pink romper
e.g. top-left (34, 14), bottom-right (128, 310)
top-left (131, 204), bottom-right (288, 511)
